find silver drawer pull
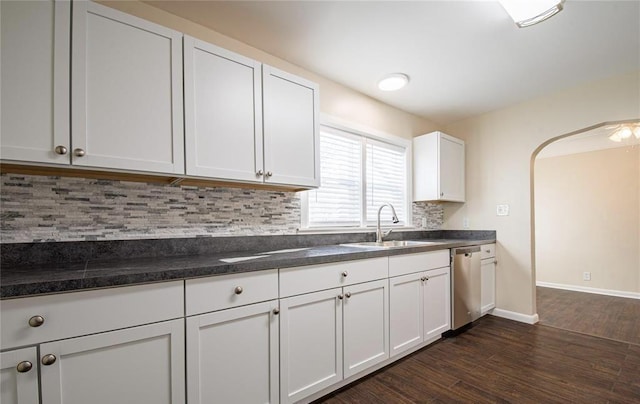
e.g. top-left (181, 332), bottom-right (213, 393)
top-left (41, 354), bottom-right (56, 366)
top-left (234, 286), bottom-right (243, 295)
top-left (342, 271), bottom-right (348, 278)
top-left (16, 361), bottom-right (33, 373)
top-left (345, 292), bottom-right (351, 298)
top-left (337, 294), bottom-right (344, 300)
top-left (273, 308), bottom-right (280, 315)
top-left (28, 315), bottom-right (45, 327)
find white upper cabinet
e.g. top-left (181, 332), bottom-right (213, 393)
top-left (184, 36), bottom-right (263, 182)
top-left (263, 66), bottom-right (320, 188)
top-left (71, 1), bottom-right (184, 174)
top-left (184, 41), bottom-right (320, 188)
top-left (0, 0), bottom-right (70, 164)
top-left (413, 131), bottom-right (465, 202)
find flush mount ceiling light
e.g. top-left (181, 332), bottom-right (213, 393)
top-left (608, 123), bottom-right (640, 143)
top-left (499, 0), bottom-right (564, 28)
top-left (378, 73), bottom-right (409, 91)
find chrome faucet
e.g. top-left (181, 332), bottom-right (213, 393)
top-left (376, 203), bottom-right (400, 243)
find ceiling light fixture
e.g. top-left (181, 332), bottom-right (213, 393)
top-left (498, 0), bottom-right (564, 28)
top-left (608, 123), bottom-right (640, 143)
top-left (378, 73), bottom-right (409, 91)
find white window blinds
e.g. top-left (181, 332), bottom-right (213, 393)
top-left (366, 140), bottom-right (406, 225)
top-left (304, 125), bottom-right (408, 228)
top-left (306, 129), bottom-right (362, 227)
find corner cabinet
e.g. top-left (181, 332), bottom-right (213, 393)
top-left (1, 348), bottom-right (39, 404)
top-left (0, 281), bottom-right (185, 404)
top-left (71, 1), bottom-right (184, 174)
top-left (413, 131), bottom-right (465, 202)
top-left (0, 0), bottom-right (70, 165)
top-left (480, 243), bottom-right (496, 315)
top-left (184, 37), bottom-right (320, 188)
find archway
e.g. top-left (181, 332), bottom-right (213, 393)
top-left (530, 119), bottom-right (640, 343)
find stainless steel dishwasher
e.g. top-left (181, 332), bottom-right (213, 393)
top-left (451, 246), bottom-right (482, 330)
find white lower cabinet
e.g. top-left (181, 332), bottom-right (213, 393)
top-left (279, 279), bottom-right (389, 404)
top-left (186, 300), bottom-right (280, 404)
top-left (0, 347), bottom-right (39, 404)
top-left (480, 244), bottom-right (497, 315)
top-left (39, 319), bottom-right (185, 404)
top-left (389, 266), bottom-right (451, 358)
top-left (279, 288), bottom-right (343, 404)
top-left (342, 279), bottom-right (389, 378)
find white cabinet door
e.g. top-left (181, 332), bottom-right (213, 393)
top-left (423, 267), bottom-right (451, 340)
top-left (439, 135), bottom-right (465, 202)
top-left (413, 131), bottom-right (465, 202)
top-left (0, 0), bottom-right (70, 164)
top-left (389, 272), bottom-right (424, 357)
top-left (343, 279), bottom-right (389, 378)
top-left (481, 259), bottom-right (496, 315)
top-left (186, 300), bottom-right (279, 404)
top-left (0, 347), bottom-right (39, 404)
top-left (184, 36), bottom-right (263, 182)
top-left (280, 288), bottom-right (343, 404)
top-left (71, 1), bottom-right (184, 174)
top-left (39, 319), bottom-right (185, 404)
top-left (263, 66), bottom-right (319, 188)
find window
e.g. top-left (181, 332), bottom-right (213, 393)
top-left (302, 123), bottom-right (410, 229)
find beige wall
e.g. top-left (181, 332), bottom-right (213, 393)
top-left (535, 147), bottom-right (640, 293)
top-left (444, 70), bottom-right (640, 316)
top-left (99, 1), bottom-right (438, 140)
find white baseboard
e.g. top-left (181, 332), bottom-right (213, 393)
top-left (536, 281), bottom-right (640, 300)
top-left (491, 308), bottom-right (540, 324)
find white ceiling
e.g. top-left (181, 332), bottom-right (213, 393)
top-left (145, 0), bottom-right (640, 125)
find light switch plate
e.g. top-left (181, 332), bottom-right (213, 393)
top-left (496, 204), bottom-right (509, 216)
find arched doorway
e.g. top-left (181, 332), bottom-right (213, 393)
top-left (530, 120), bottom-right (640, 344)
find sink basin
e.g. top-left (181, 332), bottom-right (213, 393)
top-left (341, 240), bottom-right (444, 249)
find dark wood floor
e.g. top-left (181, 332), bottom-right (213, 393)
top-left (314, 316), bottom-right (640, 403)
top-left (537, 286), bottom-right (640, 346)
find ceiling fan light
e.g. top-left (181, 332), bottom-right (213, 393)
top-left (619, 127), bottom-right (633, 139)
top-left (378, 73), bottom-right (409, 91)
top-left (609, 132), bottom-right (622, 142)
top-left (499, 0), bottom-right (564, 28)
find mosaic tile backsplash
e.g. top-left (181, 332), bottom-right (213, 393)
top-left (0, 174), bottom-right (443, 243)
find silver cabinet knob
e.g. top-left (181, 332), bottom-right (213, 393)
top-left (485, 250), bottom-right (491, 253)
top-left (345, 292), bottom-right (352, 298)
top-left (337, 294), bottom-right (344, 300)
top-left (234, 286), bottom-right (243, 295)
top-left (73, 148), bottom-right (86, 157)
top-left (41, 354), bottom-right (56, 366)
top-left (16, 361), bottom-right (33, 373)
top-left (421, 277), bottom-right (426, 282)
top-left (28, 315), bottom-right (45, 327)
top-left (257, 170), bottom-right (264, 176)
top-left (266, 171), bottom-right (273, 177)
top-left (54, 145), bottom-right (68, 155)
top-left (273, 308), bottom-right (280, 315)
top-left (342, 271), bottom-right (348, 278)
top-left (440, 192), bottom-right (444, 197)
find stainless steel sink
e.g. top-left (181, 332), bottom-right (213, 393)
top-left (341, 240), bottom-right (444, 249)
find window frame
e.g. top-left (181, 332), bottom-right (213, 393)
top-left (300, 116), bottom-right (413, 232)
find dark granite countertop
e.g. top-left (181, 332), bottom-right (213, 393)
top-left (0, 231), bottom-right (496, 299)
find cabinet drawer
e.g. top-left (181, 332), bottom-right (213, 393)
top-left (185, 269), bottom-right (278, 316)
top-left (481, 243), bottom-right (496, 259)
top-left (280, 258), bottom-right (388, 298)
top-left (1, 281), bottom-right (184, 350)
top-left (389, 250), bottom-right (450, 277)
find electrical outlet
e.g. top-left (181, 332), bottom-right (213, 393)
top-left (583, 272), bottom-right (591, 281)
top-left (421, 217), bottom-right (427, 228)
top-left (462, 217), bottom-right (469, 229)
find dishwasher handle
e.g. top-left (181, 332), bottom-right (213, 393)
top-left (453, 246), bottom-right (481, 255)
